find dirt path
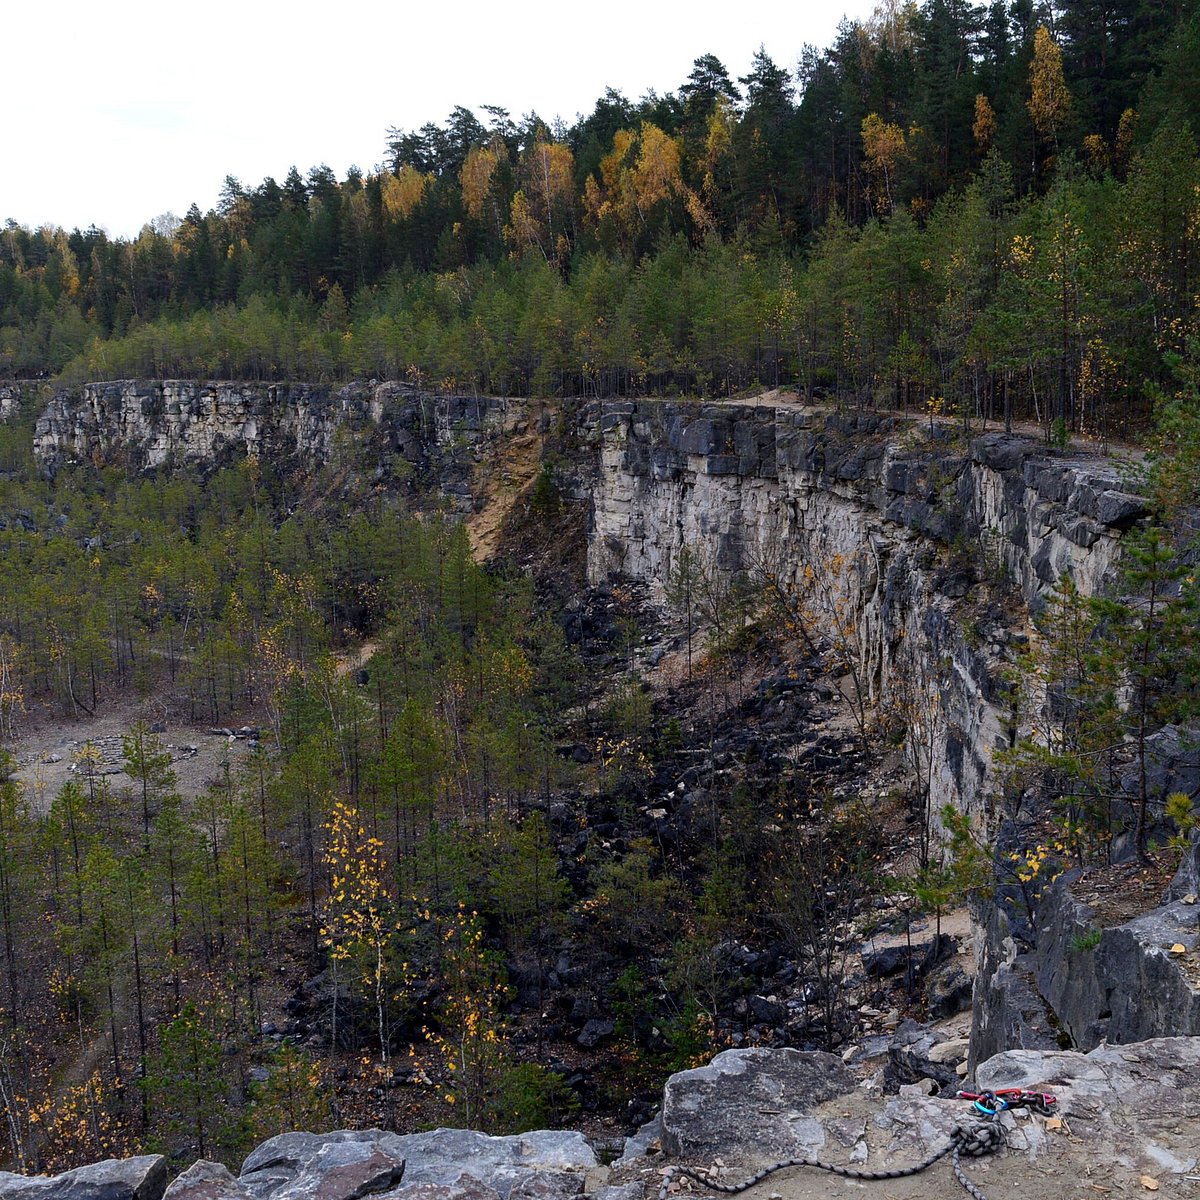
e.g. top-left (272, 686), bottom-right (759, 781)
top-left (334, 639), bottom-right (380, 679)
top-left (713, 389), bottom-right (1145, 466)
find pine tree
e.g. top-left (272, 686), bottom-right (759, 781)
top-left (144, 1002), bottom-right (227, 1159)
top-left (121, 721), bottom-right (177, 841)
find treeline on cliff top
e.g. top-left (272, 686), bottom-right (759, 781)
top-left (5, 0), bottom-right (1200, 434)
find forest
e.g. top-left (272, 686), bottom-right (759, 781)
top-left (0, 405), bottom-right (903, 1171)
top-left (4, 0), bottom-right (1200, 439)
top-left (4, 0), bottom-right (1200, 1179)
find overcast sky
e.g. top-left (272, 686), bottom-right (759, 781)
top-left (6, 0), bottom-right (866, 240)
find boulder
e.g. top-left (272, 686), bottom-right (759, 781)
top-left (971, 434), bottom-right (1026, 473)
top-left (163, 1163), bottom-right (250, 1200)
top-left (576, 1019), bottom-right (614, 1050)
top-left (746, 995), bottom-right (784, 1025)
top-left (925, 961), bottom-right (973, 1018)
top-left (976, 1037), bottom-right (1200, 1174)
top-left (1096, 490), bottom-right (1149, 528)
top-left (240, 1131), bottom-right (595, 1200)
top-left (239, 1136), bottom-right (405, 1200)
top-left (615, 1116), bottom-right (661, 1166)
top-left (862, 934), bottom-right (954, 980)
top-left (0, 1158), bottom-right (168, 1200)
top-left (884, 1020), bottom-right (960, 1092)
top-left (659, 1048), bottom-right (856, 1164)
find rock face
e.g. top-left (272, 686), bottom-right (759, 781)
top-left (581, 401), bottom-right (1198, 1069)
top-left (23, 388), bottom-right (1176, 1070)
top-left (32, 382), bottom-right (513, 498)
top-left (0, 1156), bottom-right (168, 1200)
top-left (0, 382), bottom-right (26, 423)
top-left (584, 404), bottom-right (1126, 823)
top-left (659, 1047), bottom-right (857, 1163)
top-left (1032, 873), bottom-right (1200, 1049)
top-left (970, 827), bottom-right (1200, 1071)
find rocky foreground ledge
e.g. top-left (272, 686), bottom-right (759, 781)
top-left (4, 1039), bottom-right (1199, 1200)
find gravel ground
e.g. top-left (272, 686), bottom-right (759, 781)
top-left (6, 697), bottom-right (260, 813)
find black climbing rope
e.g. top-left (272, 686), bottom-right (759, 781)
top-left (654, 1088), bottom-right (1056, 1200)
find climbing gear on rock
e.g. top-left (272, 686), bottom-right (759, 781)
top-left (654, 1088), bottom-right (1056, 1200)
top-left (956, 1087), bottom-right (1057, 1116)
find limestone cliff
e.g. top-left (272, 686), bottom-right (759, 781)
top-left (32, 380), bottom-right (514, 503)
top-left (579, 401), bottom-right (1199, 1066)
top-left (583, 401), bottom-right (1142, 819)
top-left (27, 383), bottom-right (1187, 1065)
top-left (0, 382), bottom-right (28, 423)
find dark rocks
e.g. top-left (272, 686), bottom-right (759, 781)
top-left (861, 934), bottom-right (954, 980)
top-left (1058, 513), bottom-right (1103, 548)
top-left (925, 961), bottom-right (973, 1018)
top-left (971, 433), bottom-right (1026, 473)
top-left (0, 1157), bottom-right (168, 1200)
top-left (1096, 489), bottom-right (1150, 528)
top-left (660, 1047), bottom-right (856, 1164)
top-left (747, 995), bottom-right (785, 1025)
top-left (884, 1020), bottom-right (960, 1092)
top-left (705, 454), bottom-right (741, 476)
top-left (971, 954), bottom-right (1061, 1073)
top-left (934, 568), bottom-right (973, 599)
top-left (576, 1018), bottom-right (614, 1049)
top-left (862, 944), bottom-right (916, 977)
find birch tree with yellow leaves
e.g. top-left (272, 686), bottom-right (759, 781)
top-left (583, 123), bottom-right (709, 254)
top-left (321, 801), bottom-right (403, 1065)
top-left (1028, 27), bottom-right (1071, 151)
top-left (506, 138), bottom-right (575, 265)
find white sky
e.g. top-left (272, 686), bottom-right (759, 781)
top-left (5, 0), bottom-right (865, 240)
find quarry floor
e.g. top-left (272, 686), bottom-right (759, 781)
top-left (7, 694), bottom-right (258, 812)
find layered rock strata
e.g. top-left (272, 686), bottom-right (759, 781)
top-left (581, 402), bottom-right (1181, 1066)
top-left (32, 381), bottom-right (513, 496)
top-left (583, 402), bottom-right (1139, 821)
top-left (26, 386), bottom-right (1184, 1065)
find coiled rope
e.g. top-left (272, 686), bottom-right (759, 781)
top-left (653, 1089), bottom-right (1055, 1200)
